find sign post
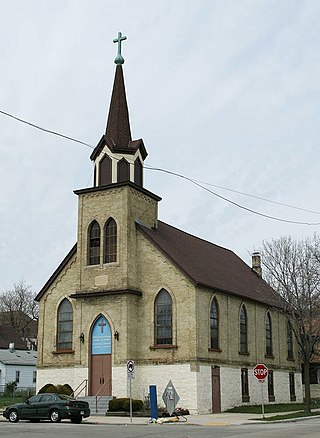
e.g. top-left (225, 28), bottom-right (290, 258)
top-left (253, 364), bottom-right (268, 419)
top-left (127, 360), bottom-right (134, 423)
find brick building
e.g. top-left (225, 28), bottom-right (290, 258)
top-left (35, 38), bottom-right (302, 413)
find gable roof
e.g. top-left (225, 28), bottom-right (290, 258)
top-left (0, 311), bottom-right (38, 338)
top-left (0, 348), bottom-right (37, 366)
top-left (137, 221), bottom-right (283, 308)
top-left (0, 325), bottom-right (28, 350)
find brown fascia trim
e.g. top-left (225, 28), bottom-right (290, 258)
top-left (90, 135), bottom-right (147, 161)
top-left (69, 289), bottom-right (142, 299)
top-left (74, 180), bottom-right (162, 202)
top-left (35, 243), bottom-right (77, 302)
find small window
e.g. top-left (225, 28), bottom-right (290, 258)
top-left (265, 312), bottom-right (273, 357)
top-left (88, 221), bottom-right (101, 265)
top-left (117, 158), bottom-right (130, 182)
top-left (287, 320), bottom-right (294, 360)
top-left (210, 298), bottom-right (219, 350)
top-left (134, 157), bottom-right (143, 187)
top-left (155, 289), bottom-right (172, 345)
top-left (57, 298), bottom-right (73, 350)
top-left (33, 370), bottom-right (37, 383)
top-left (241, 368), bottom-right (250, 402)
top-left (268, 370), bottom-right (275, 402)
top-left (99, 155), bottom-right (112, 186)
top-left (289, 372), bottom-right (296, 401)
top-left (104, 218), bottom-right (117, 263)
top-left (239, 305), bottom-right (248, 354)
top-left (15, 370), bottom-right (20, 383)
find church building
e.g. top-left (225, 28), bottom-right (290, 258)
top-left (35, 34), bottom-right (302, 413)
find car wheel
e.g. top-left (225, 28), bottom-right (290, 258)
top-left (71, 416), bottom-right (82, 424)
top-left (8, 409), bottom-right (19, 423)
top-left (50, 408), bottom-right (61, 423)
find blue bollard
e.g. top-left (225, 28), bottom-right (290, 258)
top-left (149, 385), bottom-right (158, 420)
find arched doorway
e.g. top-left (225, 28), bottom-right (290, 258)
top-left (90, 315), bottom-right (112, 396)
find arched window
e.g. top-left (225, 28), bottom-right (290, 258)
top-left (104, 218), bottom-right (117, 263)
top-left (239, 305), bottom-right (248, 353)
top-left (210, 298), bottom-right (219, 349)
top-left (99, 155), bottom-right (112, 186)
top-left (57, 299), bottom-right (73, 350)
top-left (287, 320), bottom-right (294, 360)
top-left (266, 312), bottom-right (272, 356)
top-left (88, 221), bottom-right (101, 265)
top-left (117, 158), bottom-right (130, 182)
top-left (155, 289), bottom-right (172, 345)
top-left (134, 157), bottom-right (143, 187)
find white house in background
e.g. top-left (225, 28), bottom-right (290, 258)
top-left (0, 344), bottom-right (37, 392)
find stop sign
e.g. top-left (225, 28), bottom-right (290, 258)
top-left (253, 364), bottom-right (268, 381)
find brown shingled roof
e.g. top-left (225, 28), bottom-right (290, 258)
top-left (137, 221), bottom-right (283, 308)
top-left (0, 325), bottom-right (28, 350)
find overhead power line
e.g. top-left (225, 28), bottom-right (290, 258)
top-left (1, 108), bottom-right (319, 226)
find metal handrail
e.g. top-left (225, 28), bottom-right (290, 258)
top-left (95, 378), bottom-right (112, 413)
top-left (71, 379), bottom-right (88, 398)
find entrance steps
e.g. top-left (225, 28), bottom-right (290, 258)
top-left (77, 396), bottom-right (114, 416)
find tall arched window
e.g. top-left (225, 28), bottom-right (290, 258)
top-left (287, 320), bottom-right (294, 360)
top-left (88, 220), bottom-right (101, 265)
top-left (104, 218), bottom-right (117, 263)
top-left (266, 312), bottom-right (272, 356)
top-left (57, 299), bottom-right (73, 350)
top-left (210, 298), bottom-right (219, 350)
top-left (155, 289), bottom-right (172, 345)
top-left (117, 158), bottom-right (130, 182)
top-left (239, 305), bottom-right (248, 353)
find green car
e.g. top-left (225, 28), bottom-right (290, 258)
top-left (3, 393), bottom-right (90, 423)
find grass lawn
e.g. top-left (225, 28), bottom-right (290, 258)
top-left (253, 411), bottom-right (320, 421)
top-left (227, 401), bottom-right (319, 414)
top-left (0, 396), bottom-right (24, 409)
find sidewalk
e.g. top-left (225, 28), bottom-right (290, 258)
top-left (82, 412), bottom-right (285, 426)
top-left (1, 410), bottom-right (319, 426)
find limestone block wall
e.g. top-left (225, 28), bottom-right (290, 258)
top-left (76, 185), bottom-right (158, 293)
top-left (135, 232), bottom-right (197, 363)
top-left (196, 287), bottom-right (300, 371)
top-left (36, 367), bottom-right (88, 396)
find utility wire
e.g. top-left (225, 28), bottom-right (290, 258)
top-left (1, 108), bottom-right (319, 225)
top-left (0, 110), bottom-right (94, 149)
top-left (144, 166), bottom-right (320, 226)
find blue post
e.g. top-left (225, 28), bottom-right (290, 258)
top-left (149, 385), bottom-right (158, 420)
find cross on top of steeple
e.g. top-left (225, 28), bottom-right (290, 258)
top-left (113, 31), bottom-right (127, 65)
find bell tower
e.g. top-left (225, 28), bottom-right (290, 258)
top-left (90, 32), bottom-right (147, 188)
top-left (74, 32), bottom-right (160, 293)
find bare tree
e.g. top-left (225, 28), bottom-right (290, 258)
top-left (261, 235), bottom-right (320, 413)
top-left (0, 280), bottom-right (38, 342)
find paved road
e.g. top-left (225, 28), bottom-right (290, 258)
top-left (1, 418), bottom-right (320, 438)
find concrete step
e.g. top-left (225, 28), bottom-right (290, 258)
top-left (77, 396), bottom-right (114, 415)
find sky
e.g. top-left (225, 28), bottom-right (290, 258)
top-left (0, 0), bottom-right (319, 294)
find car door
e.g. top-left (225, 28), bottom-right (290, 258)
top-left (36, 393), bottom-right (56, 418)
top-left (19, 394), bottom-right (42, 419)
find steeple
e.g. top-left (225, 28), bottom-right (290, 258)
top-left (90, 32), bottom-right (147, 188)
top-left (105, 64), bottom-right (132, 148)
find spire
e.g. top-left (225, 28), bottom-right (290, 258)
top-left (90, 32), bottom-right (148, 188)
top-left (105, 64), bottom-right (132, 148)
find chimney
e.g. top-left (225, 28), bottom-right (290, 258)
top-left (252, 252), bottom-right (262, 278)
top-left (9, 342), bottom-right (15, 352)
